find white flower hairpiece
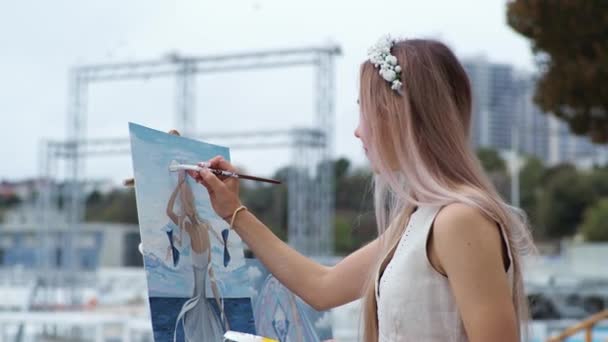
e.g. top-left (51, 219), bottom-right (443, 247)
top-left (367, 35), bottom-right (403, 94)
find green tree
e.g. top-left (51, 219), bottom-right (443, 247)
top-left (85, 189), bottom-right (138, 224)
top-left (476, 148), bottom-right (510, 200)
top-left (239, 166), bottom-right (290, 241)
top-left (580, 198), bottom-right (608, 242)
top-left (589, 166), bottom-right (608, 198)
top-left (334, 215), bottom-right (354, 254)
top-left (0, 194), bottom-right (21, 207)
top-left (477, 148), bottom-right (507, 173)
top-left (86, 190), bottom-right (103, 206)
top-left (507, 1), bottom-right (608, 142)
top-left (519, 156), bottom-right (545, 226)
top-left (240, 182), bottom-right (286, 240)
top-left (334, 157), bottom-right (351, 181)
top-left (536, 165), bottom-right (595, 239)
top-left (336, 167), bottom-right (373, 211)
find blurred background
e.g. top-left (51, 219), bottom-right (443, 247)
top-left (1, 0), bottom-right (607, 341)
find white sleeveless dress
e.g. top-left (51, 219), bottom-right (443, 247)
top-left (174, 218), bottom-right (225, 341)
top-left (375, 205), bottom-right (514, 342)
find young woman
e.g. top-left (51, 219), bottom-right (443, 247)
top-left (188, 36), bottom-right (535, 342)
top-left (172, 171), bottom-right (231, 341)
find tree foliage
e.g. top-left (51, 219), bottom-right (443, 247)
top-left (78, 153), bottom-right (608, 246)
top-left (580, 198), bottom-right (608, 242)
top-left (85, 189), bottom-right (138, 224)
top-left (536, 165), bottom-right (595, 239)
top-left (507, 0), bottom-right (608, 142)
top-left (588, 166), bottom-right (608, 198)
top-left (519, 156), bottom-right (545, 226)
top-left (0, 194), bottom-right (21, 207)
top-left (477, 148), bottom-right (507, 173)
top-left (476, 148), bottom-right (510, 200)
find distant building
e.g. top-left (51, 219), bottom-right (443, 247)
top-left (3, 202), bottom-right (67, 225)
top-left (547, 116), bottom-right (608, 168)
top-left (517, 75), bottom-right (550, 162)
top-left (462, 56), bottom-right (608, 169)
top-left (0, 180), bottom-right (140, 270)
top-left (463, 57), bottom-right (518, 151)
top-left (0, 179), bottom-right (42, 202)
top-left (0, 221), bottom-right (141, 269)
top-left (0, 178), bottom-right (116, 207)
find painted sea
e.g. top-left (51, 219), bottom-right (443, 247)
top-left (149, 297), bottom-right (255, 341)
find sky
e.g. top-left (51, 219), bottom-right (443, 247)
top-left (0, 0), bottom-right (536, 184)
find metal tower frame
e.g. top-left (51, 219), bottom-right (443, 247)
top-left (48, 45), bottom-right (340, 275)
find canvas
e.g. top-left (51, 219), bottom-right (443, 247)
top-left (129, 123), bottom-right (332, 342)
top-left (246, 258), bottom-right (334, 342)
top-left (129, 123), bottom-right (256, 342)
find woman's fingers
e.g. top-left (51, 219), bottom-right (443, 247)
top-left (207, 156), bottom-right (223, 167)
top-left (195, 156), bottom-right (238, 182)
top-left (198, 169), bottom-right (225, 194)
top-left (186, 170), bottom-right (199, 180)
top-left (186, 171), bottom-right (209, 190)
top-left (208, 155), bottom-right (237, 173)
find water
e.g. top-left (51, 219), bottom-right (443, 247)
top-left (149, 297), bottom-right (255, 341)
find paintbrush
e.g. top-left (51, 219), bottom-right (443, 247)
top-left (168, 160), bottom-right (282, 185)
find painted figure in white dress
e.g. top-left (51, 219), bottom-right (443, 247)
top-left (170, 170), bottom-right (230, 342)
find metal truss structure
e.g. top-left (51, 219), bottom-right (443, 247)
top-left (39, 45), bottom-right (341, 275)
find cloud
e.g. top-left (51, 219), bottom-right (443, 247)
top-left (247, 266), bottom-right (263, 281)
top-left (314, 312), bottom-right (332, 330)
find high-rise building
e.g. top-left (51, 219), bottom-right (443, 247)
top-left (463, 57), bottom-right (517, 151)
top-left (518, 75), bottom-right (550, 162)
top-left (462, 56), bottom-right (608, 169)
top-left (547, 116), bottom-right (608, 168)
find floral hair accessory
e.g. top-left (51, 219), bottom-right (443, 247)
top-left (367, 35), bottom-right (403, 95)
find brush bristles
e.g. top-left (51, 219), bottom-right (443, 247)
top-left (168, 163), bottom-right (201, 172)
top-left (168, 160), bottom-right (180, 172)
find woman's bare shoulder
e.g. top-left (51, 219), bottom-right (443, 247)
top-left (432, 202), bottom-right (504, 266)
top-left (434, 203), bottom-right (497, 236)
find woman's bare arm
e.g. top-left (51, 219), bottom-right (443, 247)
top-left (431, 203), bottom-right (518, 342)
top-left (231, 211), bottom-right (380, 311)
top-left (166, 174), bottom-right (185, 224)
top-left (189, 155), bottom-right (381, 311)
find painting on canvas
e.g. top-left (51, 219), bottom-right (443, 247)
top-left (246, 258), bottom-right (334, 342)
top-left (129, 123), bottom-right (255, 341)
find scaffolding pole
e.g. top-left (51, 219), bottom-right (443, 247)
top-left (44, 46), bottom-right (341, 292)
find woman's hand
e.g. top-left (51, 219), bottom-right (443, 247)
top-left (187, 155), bottom-right (242, 220)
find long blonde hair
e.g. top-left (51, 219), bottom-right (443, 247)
top-left (359, 39), bottom-right (535, 341)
